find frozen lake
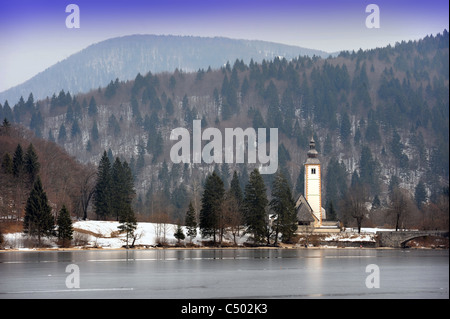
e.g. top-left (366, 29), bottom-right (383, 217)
top-left (0, 248), bottom-right (448, 299)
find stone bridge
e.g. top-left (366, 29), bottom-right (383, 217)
top-left (376, 230), bottom-right (449, 248)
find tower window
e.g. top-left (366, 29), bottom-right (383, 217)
top-left (311, 168), bottom-right (316, 174)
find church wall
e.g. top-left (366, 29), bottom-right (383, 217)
top-left (305, 164), bottom-right (322, 224)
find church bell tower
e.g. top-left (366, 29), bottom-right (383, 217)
top-left (304, 137), bottom-right (322, 227)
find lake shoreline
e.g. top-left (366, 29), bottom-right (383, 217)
top-left (3, 245), bottom-right (444, 253)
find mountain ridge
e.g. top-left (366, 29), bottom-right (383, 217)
top-left (1, 30), bottom-right (448, 225)
top-left (0, 34), bottom-right (330, 105)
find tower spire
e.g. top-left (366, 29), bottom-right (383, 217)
top-left (304, 135), bottom-right (322, 227)
top-left (307, 135), bottom-right (318, 160)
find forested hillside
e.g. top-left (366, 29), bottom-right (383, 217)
top-left (0, 35), bottom-right (329, 105)
top-left (0, 122), bottom-right (95, 223)
top-left (0, 31), bottom-right (448, 229)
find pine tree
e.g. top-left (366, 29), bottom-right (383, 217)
top-left (1, 152), bottom-right (13, 174)
top-left (58, 124), bottom-right (67, 144)
top-left (359, 145), bottom-right (380, 195)
top-left (340, 111), bottom-right (351, 142)
top-left (199, 171), bottom-right (225, 244)
top-left (111, 157), bottom-right (126, 221)
top-left (229, 171), bottom-right (243, 205)
top-left (243, 168), bottom-right (269, 244)
top-left (118, 205), bottom-right (137, 248)
top-left (23, 176), bottom-right (55, 246)
top-left (327, 200), bottom-right (337, 221)
top-left (174, 224), bottom-right (185, 244)
top-left (185, 201), bottom-right (197, 242)
top-left (414, 181), bottom-right (427, 209)
top-left (94, 151), bottom-right (112, 219)
top-left (57, 205), bottom-right (73, 247)
top-left (12, 144), bottom-right (24, 177)
top-left (91, 121), bottom-right (99, 141)
top-left (295, 166), bottom-right (305, 196)
top-left (270, 170), bottom-right (297, 244)
top-left (88, 96), bottom-right (97, 116)
top-left (24, 143), bottom-right (40, 183)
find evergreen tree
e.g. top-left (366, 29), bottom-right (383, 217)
top-left (174, 224), bottom-right (185, 244)
top-left (88, 96), bottom-right (97, 116)
top-left (323, 134), bottom-right (332, 156)
top-left (388, 175), bottom-right (401, 198)
top-left (1, 152), bottom-right (13, 174)
top-left (414, 181), bottom-right (427, 209)
top-left (327, 200), bottom-right (337, 221)
top-left (91, 121), bottom-right (99, 142)
top-left (359, 145), bottom-right (380, 195)
top-left (230, 171), bottom-right (243, 205)
top-left (94, 151), bottom-right (112, 219)
top-left (48, 129), bottom-right (55, 142)
top-left (111, 158), bottom-right (135, 221)
top-left (2, 117), bottom-right (11, 129)
top-left (185, 201), bottom-right (197, 242)
top-left (23, 176), bottom-right (54, 246)
top-left (165, 98), bottom-right (174, 116)
top-left (24, 143), bottom-right (40, 183)
top-left (2, 101), bottom-right (14, 123)
top-left (199, 171), bottom-right (225, 244)
top-left (111, 158), bottom-right (125, 221)
top-left (118, 205), bottom-right (137, 248)
top-left (340, 111), bottom-right (351, 142)
top-left (57, 205), bottom-right (73, 247)
top-left (58, 124), bottom-right (67, 144)
top-left (243, 169), bottom-right (268, 244)
top-left (270, 170), bottom-right (297, 244)
top-left (12, 144), bottom-right (24, 177)
top-left (295, 166), bottom-right (305, 196)
top-left (325, 157), bottom-right (348, 214)
top-left (71, 119), bottom-right (81, 138)
top-left (221, 163), bottom-right (230, 188)
top-left (351, 169), bottom-right (361, 188)
top-left (265, 81), bottom-right (283, 129)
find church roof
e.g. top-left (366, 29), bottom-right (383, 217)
top-left (295, 194), bottom-right (316, 222)
top-left (305, 157), bottom-right (321, 164)
top-left (306, 136), bottom-right (320, 164)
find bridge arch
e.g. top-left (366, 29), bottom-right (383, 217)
top-left (400, 233), bottom-right (449, 248)
top-left (376, 231), bottom-right (449, 248)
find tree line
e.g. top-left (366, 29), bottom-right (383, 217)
top-left (1, 140), bottom-right (74, 247)
top-left (183, 168), bottom-right (297, 246)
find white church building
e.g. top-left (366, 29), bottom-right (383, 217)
top-left (295, 137), bottom-right (340, 233)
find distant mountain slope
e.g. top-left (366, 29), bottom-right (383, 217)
top-left (2, 31), bottom-right (448, 225)
top-left (0, 35), bottom-right (329, 104)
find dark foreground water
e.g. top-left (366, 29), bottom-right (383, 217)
top-left (0, 248), bottom-right (448, 299)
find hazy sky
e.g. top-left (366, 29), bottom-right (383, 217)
top-left (0, 0), bottom-right (448, 92)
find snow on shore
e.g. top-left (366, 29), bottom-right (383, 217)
top-left (71, 220), bottom-right (208, 248)
top-left (2, 220), bottom-right (391, 250)
top-left (2, 220), bottom-right (247, 250)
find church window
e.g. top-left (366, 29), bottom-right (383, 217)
top-left (311, 168), bottom-right (316, 174)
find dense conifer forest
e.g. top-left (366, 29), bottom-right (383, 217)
top-left (0, 31), bottom-right (448, 235)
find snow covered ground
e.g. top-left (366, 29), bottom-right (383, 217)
top-left (72, 220), bottom-right (204, 248)
top-left (2, 220), bottom-right (397, 250)
top-left (2, 220), bottom-right (250, 250)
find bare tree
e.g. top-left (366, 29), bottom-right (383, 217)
top-left (76, 165), bottom-right (96, 220)
top-left (388, 187), bottom-right (413, 231)
top-left (221, 190), bottom-right (244, 245)
top-left (341, 185), bottom-right (368, 234)
top-left (152, 211), bottom-right (172, 246)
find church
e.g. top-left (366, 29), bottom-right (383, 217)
top-left (295, 137), bottom-right (340, 233)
